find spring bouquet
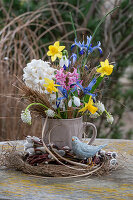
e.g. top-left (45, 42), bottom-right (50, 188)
top-left (21, 38), bottom-right (114, 125)
top-left (0, 9), bottom-right (120, 178)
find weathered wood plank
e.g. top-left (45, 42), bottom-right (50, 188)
top-left (0, 139), bottom-right (133, 200)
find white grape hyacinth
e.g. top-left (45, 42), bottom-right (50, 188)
top-left (90, 112), bottom-right (100, 118)
top-left (21, 109), bottom-right (32, 125)
top-left (106, 112), bottom-right (114, 124)
top-left (45, 109), bottom-right (55, 117)
top-left (23, 59), bottom-right (56, 93)
top-left (95, 101), bottom-right (105, 114)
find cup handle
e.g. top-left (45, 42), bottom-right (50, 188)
top-left (82, 122), bottom-right (97, 145)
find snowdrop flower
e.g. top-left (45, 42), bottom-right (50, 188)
top-left (68, 99), bottom-right (72, 107)
top-left (59, 55), bottom-right (69, 69)
top-left (110, 158), bottom-right (117, 167)
top-left (21, 109), bottom-right (31, 125)
top-left (106, 112), bottom-right (114, 124)
top-left (45, 109), bottom-right (55, 117)
top-left (95, 101), bottom-right (105, 114)
top-left (60, 100), bottom-right (66, 110)
top-left (23, 59), bottom-right (55, 93)
top-left (68, 96), bottom-right (80, 107)
top-left (73, 96), bottom-right (80, 107)
top-left (90, 112), bottom-right (100, 118)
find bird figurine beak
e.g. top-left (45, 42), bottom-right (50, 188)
top-left (72, 138), bottom-right (75, 141)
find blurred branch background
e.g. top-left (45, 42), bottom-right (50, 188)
top-left (0, 0), bottom-right (133, 141)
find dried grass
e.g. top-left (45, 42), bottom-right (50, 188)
top-left (17, 79), bottom-right (54, 118)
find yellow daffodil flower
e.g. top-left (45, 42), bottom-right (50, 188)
top-left (43, 78), bottom-right (60, 94)
top-left (47, 41), bottom-right (65, 62)
top-left (97, 59), bottom-right (114, 77)
top-left (79, 96), bottom-right (98, 114)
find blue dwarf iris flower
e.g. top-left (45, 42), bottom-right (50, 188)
top-left (88, 42), bottom-right (102, 54)
top-left (71, 39), bottom-right (86, 55)
top-left (71, 36), bottom-right (102, 55)
top-left (76, 78), bottom-right (97, 97)
top-left (56, 85), bottom-right (68, 108)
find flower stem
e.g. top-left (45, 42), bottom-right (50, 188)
top-left (91, 6), bottom-right (119, 42)
top-left (25, 103), bottom-right (48, 111)
top-left (70, 12), bottom-right (79, 58)
top-left (56, 92), bottom-right (61, 118)
top-left (25, 103), bottom-right (61, 119)
top-left (83, 6), bottom-right (119, 65)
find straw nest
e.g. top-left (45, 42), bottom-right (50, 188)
top-left (0, 118), bottom-right (119, 178)
top-left (0, 146), bottom-right (118, 178)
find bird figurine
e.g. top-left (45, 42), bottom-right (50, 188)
top-left (71, 136), bottom-right (107, 160)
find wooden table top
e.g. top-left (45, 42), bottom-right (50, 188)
top-left (0, 139), bottom-right (133, 200)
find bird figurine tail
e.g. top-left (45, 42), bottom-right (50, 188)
top-left (97, 144), bottom-right (107, 151)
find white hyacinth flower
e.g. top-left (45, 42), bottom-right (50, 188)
top-left (45, 109), bottom-right (55, 117)
top-left (73, 96), bottom-right (80, 107)
top-left (110, 158), bottom-right (117, 166)
top-left (59, 55), bottom-right (69, 68)
top-left (95, 101), bottom-right (105, 114)
top-left (21, 109), bottom-right (31, 125)
top-left (90, 112), bottom-right (100, 118)
top-left (23, 59), bottom-right (55, 93)
top-left (106, 112), bottom-right (114, 124)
